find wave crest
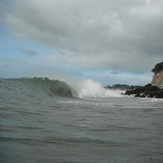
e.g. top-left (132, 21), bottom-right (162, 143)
top-left (76, 79), bottom-right (123, 98)
top-left (1, 77), bottom-right (77, 98)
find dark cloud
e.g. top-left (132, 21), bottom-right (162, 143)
top-left (1, 0), bottom-right (163, 73)
top-left (19, 48), bottom-right (39, 56)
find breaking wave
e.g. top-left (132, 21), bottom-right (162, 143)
top-left (0, 78), bottom-right (123, 99)
top-left (75, 79), bottom-right (123, 98)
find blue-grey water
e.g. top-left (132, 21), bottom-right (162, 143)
top-left (0, 78), bottom-right (163, 163)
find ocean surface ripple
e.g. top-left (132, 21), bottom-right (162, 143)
top-left (0, 78), bottom-right (163, 163)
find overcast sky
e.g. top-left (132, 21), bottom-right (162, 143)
top-left (0, 0), bottom-right (163, 85)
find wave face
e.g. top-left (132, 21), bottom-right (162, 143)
top-left (1, 78), bottom-right (163, 163)
top-left (0, 78), bottom-right (123, 99)
top-left (76, 79), bottom-right (123, 98)
top-left (0, 77), bottom-right (77, 98)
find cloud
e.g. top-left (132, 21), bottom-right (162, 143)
top-left (19, 48), bottom-right (39, 56)
top-left (0, 53), bottom-right (152, 85)
top-left (1, 0), bottom-right (163, 74)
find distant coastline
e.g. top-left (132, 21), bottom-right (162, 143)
top-left (107, 62), bottom-right (163, 98)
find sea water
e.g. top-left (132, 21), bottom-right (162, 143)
top-left (0, 78), bottom-right (163, 163)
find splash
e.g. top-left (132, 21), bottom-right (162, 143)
top-left (76, 79), bottom-right (123, 98)
top-left (0, 78), bottom-right (123, 99)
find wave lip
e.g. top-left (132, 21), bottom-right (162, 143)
top-left (76, 79), bottom-right (123, 98)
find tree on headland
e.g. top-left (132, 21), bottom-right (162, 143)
top-left (152, 62), bottom-right (163, 74)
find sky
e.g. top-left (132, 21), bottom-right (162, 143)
top-left (0, 0), bottom-right (163, 86)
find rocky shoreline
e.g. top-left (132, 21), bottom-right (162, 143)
top-left (124, 62), bottom-right (163, 98)
top-left (106, 62), bottom-right (163, 99)
top-left (124, 84), bottom-right (163, 98)
top-left (105, 84), bottom-right (140, 90)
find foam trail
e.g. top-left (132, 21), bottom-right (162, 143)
top-left (76, 79), bottom-right (123, 98)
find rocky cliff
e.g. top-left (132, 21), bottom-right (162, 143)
top-left (151, 62), bottom-right (163, 88)
top-left (124, 62), bottom-right (163, 98)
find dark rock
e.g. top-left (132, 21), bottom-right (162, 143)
top-left (125, 84), bottom-right (163, 99)
top-left (140, 94), bottom-right (146, 98)
top-left (155, 90), bottom-right (163, 98)
top-left (152, 62), bottom-right (163, 74)
top-left (107, 84), bottom-right (141, 90)
top-left (135, 94), bottom-right (140, 97)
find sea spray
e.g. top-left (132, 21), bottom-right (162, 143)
top-left (0, 78), bottom-right (123, 99)
top-left (76, 79), bottom-right (123, 98)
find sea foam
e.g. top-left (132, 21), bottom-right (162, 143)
top-left (76, 79), bottom-right (123, 98)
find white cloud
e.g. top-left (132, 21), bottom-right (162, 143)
top-left (1, 0), bottom-right (163, 77)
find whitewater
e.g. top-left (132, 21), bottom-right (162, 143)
top-left (0, 78), bottom-right (163, 163)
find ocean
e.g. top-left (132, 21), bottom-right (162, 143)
top-left (0, 78), bottom-right (163, 163)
